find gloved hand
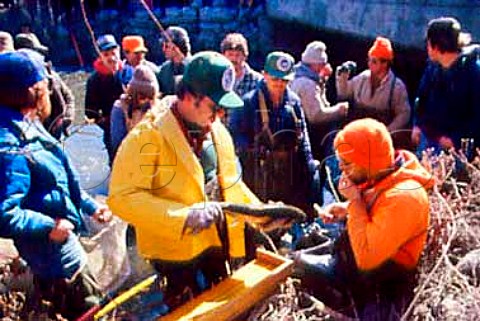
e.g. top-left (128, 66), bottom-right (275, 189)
top-left (182, 202), bottom-right (223, 235)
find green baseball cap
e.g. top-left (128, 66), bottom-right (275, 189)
top-left (264, 51), bottom-right (295, 80)
top-left (183, 51), bottom-right (243, 109)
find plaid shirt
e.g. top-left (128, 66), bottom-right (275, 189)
top-left (234, 63), bottom-right (263, 97)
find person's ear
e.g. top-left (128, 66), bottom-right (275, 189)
top-left (26, 86), bottom-right (38, 107)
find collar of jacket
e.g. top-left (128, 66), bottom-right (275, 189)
top-left (363, 68), bottom-right (394, 87)
top-left (0, 105), bottom-right (24, 122)
top-left (93, 57), bottom-right (123, 76)
top-left (259, 79), bottom-right (292, 110)
top-left (359, 149), bottom-right (434, 211)
top-left (236, 62), bottom-right (254, 83)
top-left (293, 62), bottom-right (320, 82)
top-left (171, 102), bottom-right (209, 157)
top-left (0, 105), bottom-right (51, 140)
top-left (154, 108), bottom-right (233, 198)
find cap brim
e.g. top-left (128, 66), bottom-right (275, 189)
top-left (34, 45), bottom-right (49, 55)
top-left (267, 69), bottom-right (294, 80)
top-left (133, 47), bottom-right (148, 53)
top-left (99, 44), bottom-right (118, 52)
top-left (217, 91), bottom-right (244, 109)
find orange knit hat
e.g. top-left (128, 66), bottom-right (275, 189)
top-left (334, 118), bottom-right (394, 174)
top-left (368, 37), bottom-right (394, 61)
top-left (122, 35), bottom-right (148, 53)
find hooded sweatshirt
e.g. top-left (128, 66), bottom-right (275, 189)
top-left (347, 150), bottom-right (434, 271)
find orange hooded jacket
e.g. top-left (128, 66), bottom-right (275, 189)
top-left (346, 150), bottom-right (434, 271)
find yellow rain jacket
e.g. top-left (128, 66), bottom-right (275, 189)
top-left (108, 100), bottom-right (260, 262)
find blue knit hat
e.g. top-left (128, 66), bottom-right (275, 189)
top-left (0, 50), bottom-right (47, 89)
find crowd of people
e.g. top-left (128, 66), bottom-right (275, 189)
top-left (0, 15), bottom-right (479, 320)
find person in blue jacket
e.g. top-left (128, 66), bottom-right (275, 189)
top-left (0, 51), bottom-right (112, 319)
top-left (229, 51), bottom-right (321, 218)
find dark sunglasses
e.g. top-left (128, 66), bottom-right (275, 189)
top-left (210, 103), bottom-right (223, 113)
top-left (195, 96), bottom-right (223, 113)
top-left (222, 43), bottom-right (245, 52)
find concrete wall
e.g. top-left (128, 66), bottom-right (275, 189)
top-left (267, 0), bottom-right (480, 48)
top-left (0, 3), bottom-right (272, 68)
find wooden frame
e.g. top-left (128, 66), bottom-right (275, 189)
top-left (161, 249), bottom-right (293, 321)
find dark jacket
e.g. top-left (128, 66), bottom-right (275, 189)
top-left (0, 106), bottom-right (98, 279)
top-left (414, 45), bottom-right (480, 148)
top-left (43, 69), bottom-right (75, 138)
top-left (85, 58), bottom-right (124, 121)
top-left (157, 60), bottom-right (187, 96)
top-left (228, 80), bottom-right (317, 211)
top-left (229, 80), bottom-right (314, 165)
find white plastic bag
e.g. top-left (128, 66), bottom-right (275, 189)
top-left (80, 215), bottom-right (130, 294)
top-left (63, 123), bottom-right (110, 195)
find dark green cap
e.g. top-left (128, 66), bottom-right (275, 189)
top-left (183, 51), bottom-right (243, 109)
top-left (264, 51), bottom-right (295, 80)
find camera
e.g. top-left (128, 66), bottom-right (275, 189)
top-left (337, 61), bottom-right (357, 74)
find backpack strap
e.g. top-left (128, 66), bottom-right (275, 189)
top-left (257, 90), bottom-right (274, 146)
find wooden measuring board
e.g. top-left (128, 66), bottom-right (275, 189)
top-left (161, 249), bottom-right (293, 321)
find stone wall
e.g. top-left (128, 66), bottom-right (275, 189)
top-left (0, 2), bottom-right (272, 68)
top-left (267, 0), bottom-right (480, 49)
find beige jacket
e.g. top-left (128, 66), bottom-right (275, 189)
top-left (336, 69), bottom-right (411, 131)
top-left (290, 76), bottom-right (345, 125)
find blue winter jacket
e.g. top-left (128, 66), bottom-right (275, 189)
top-left (228, 80), bottom-right (320, 207)
top-left (228, 79), bottom-right (314, 164)
top-left (0, 106), bottom-right (98, 279)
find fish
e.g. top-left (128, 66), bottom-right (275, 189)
top-left (220, 202), bottom-right (307, 221)
top-left (181, 202), bottom-right (307, 237)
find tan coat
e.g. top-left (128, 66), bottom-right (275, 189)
top-left (336, 69), bottom-right (411, 131)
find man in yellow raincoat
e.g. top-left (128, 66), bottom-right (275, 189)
top-left (108, 51), bottom-right (276, 307)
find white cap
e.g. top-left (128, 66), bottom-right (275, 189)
top-left (301, 41), bottom-right (328, 65)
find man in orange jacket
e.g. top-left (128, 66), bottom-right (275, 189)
top-left (299, 118), bottom-right (433, 317)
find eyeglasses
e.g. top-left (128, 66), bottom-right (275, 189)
top-left (195, 96), bottom-right (223, 113)
top-left (162, 42), bottom-right (175, 50)
top-left (126, 51), bottom-right (145, 55)
top-left (222, 43), bottom-right (246, 53)
top-left (210, 102), bottom-right (222, 113)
